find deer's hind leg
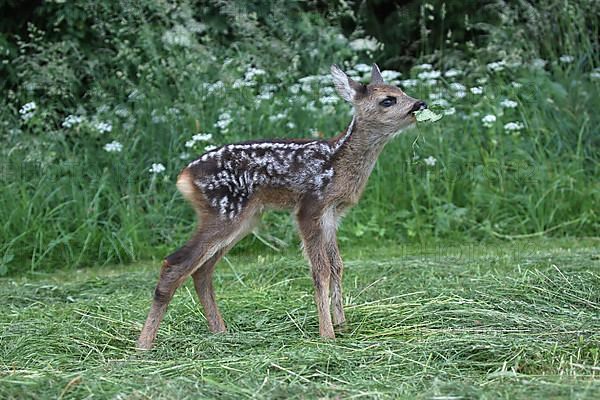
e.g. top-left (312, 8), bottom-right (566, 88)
top-left (137, 215), bottom-right (245, 350)
top-left (191, 250), bottom-right (228, 334)
top-left (191, 215), bottom-right (256, 334)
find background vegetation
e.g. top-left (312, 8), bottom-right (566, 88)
top-left (0, 0), bottom-right (598, 274)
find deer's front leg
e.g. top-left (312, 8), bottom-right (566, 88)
top-left (297, 206), bottom-right (335, 339)
top-left (328, 238), bottom-right (346, 327)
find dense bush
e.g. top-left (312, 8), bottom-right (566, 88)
top-left (0, 0), bottom-right (598, 274)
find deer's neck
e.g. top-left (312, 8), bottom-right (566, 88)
top-left (332, 116), bottom-right (387, 164)
top-left (330, 116), bottom-right (387, 202)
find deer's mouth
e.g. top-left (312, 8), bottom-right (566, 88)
top-left (408, 101), bottom-right (428, 117)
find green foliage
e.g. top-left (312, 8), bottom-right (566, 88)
top-left (0, 0), bottom-right (599, 274)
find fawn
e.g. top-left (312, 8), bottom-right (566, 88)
top-left (137, 63), bottom-right (427, 349)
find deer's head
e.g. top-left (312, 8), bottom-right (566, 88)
top-left (331, 64), bottom-right (426, 139)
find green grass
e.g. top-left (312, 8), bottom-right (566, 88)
top-left (1, 239), bottom-right (598, 399)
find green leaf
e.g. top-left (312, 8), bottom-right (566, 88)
top-left (414, 108), bottom-right (443, 122)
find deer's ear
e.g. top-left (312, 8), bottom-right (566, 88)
top-left (331, 64), bottom-right (366, 103)
top-left (371, 64), bottom-right (384, 84)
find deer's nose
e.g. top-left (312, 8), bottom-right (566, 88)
top-left (411, 101), bottom-right (428, 113)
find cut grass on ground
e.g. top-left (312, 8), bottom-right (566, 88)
top-left (1, 239), bottom-right (599, 399)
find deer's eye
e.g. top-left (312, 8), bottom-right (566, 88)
top-left (379, 97), bottom-right (397, 107)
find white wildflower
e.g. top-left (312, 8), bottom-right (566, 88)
top-left (531, 58), bottom-right (547, 69)
top-left (206, 81), bottom-right (224, 93)
top-left (257, 92), bottom-right (273, 101)
top-left (151, 110), bottom-right (166, 124)
top-left (179, 152), bottom-right (190, 160)
top-left (185, 132), bottom-right (212, 148)
top-left (424, 156), bottom-right (437, 166)
top-left (115, 107), bottom-right (129, 118)
top-left (19, 101), bottom-right (36, 121)
top-left (449, 82), bottom-right (466, 91)
top-left (94, 121), bottom-right (112, 133)
top-left (381, 70), bottom-right (401, 80)
top-left (62, 114), bottom-right (84, 128)
top-left (317, 74), bottom-right (332, 84)
top-left (186, 19), bottom-right (207, 34)
top-left (511, 81), bottom-right (523, 88)
top-left (215, 112), bottom-right (232, 132)
top-left (162, 25), bottom-right (193, 48)
top-left (476, 77), bottom-right (488, 84)
top-left (482, 114), bottom-right (496, 127)
top-left (487, 60), bottom-right (505, 72)
top-left (504, 121), bottom-right (524, 132)
top-left (286, 121), bottom-right (296, 129)
top-left (559, 55), bottom-right (574, 63)
top-left (417, 70), bottom-right (441, 80)
top-left (591, 71), bottom-right (600, 80)
top-left (268, 112), bottom-right (286, 122)
top-left (354, 63), bottom-right (371, 73)
top-left (319, 95), bottom-right (338, 105)
top-left (128, 89), bottom-right (143, 101)
top-left (444, 68), bottom-right (462, 78)
top-left (415, 63), bottom-right (432, 70)
top-left (323, 105), bottom-right (335, 114)
top-left (301, 82), bottom-right (313, 93)
top-left (192, 133), bottom-right (212, 142)
top-left (149, 163), bottom-right (166, 174)
top-left (500, 99), bottom-right (518, 108)
top-left (454, 90), bottom-right (466, 99)
top-left (298, 75), bottom-right (318, 84)
top-left (432, 98), bottom-right (450, 108)
top-left (400, 79), bottom-right (418, 88)
top-left (204, 145), bottom-right (218, 152)
top-left (349, 37), bottom-right (380, 52)
top-left (470, 86), bottom-right (483, 95)
top-left (443, 107), bottom-right (456, 115)
top-left (20, 101), bottom-right (36, 113)
top-left (245, 67), bottom-right (266, 81)
top-left (103, 140), bottom-right (123, 153)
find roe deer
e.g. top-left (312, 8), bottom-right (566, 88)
top-left (137, 63), bottom-right (427, 349)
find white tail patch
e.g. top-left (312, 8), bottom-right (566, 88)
top-left (176, 169), bottom-right (196, 202)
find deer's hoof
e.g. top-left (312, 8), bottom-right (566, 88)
top-left (320, 329), bottom-right (336, 340)
top-left (136, 341), bottom-right (153, 351)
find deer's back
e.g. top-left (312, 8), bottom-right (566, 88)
top-left (182, 139), bottom-right (336, 219)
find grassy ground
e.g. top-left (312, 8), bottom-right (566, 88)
top-left (0, 238), bottom-right (598, 399)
